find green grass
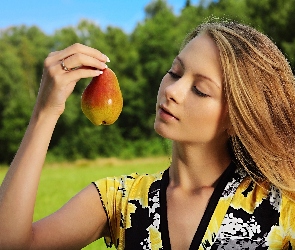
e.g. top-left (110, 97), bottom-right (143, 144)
top-left (0, 156), bottom-right (170, 249)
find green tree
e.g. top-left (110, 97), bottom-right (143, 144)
top-left (145, 0), bottom-right (172, 18)
top-left (131, 0), bottom-right (179, 137)
top-left (1, 26), bottom-right (52, 100)
top-left (185, 0), bottom-right (192, 8)
top-left (0, 26), bottom-right (51, 163)
top-left (0, 41), bottom-right (31, 162)
top-left (207, 0), bottom-right (250, 23)
top-left (245, 0), bottom-right (295, 70)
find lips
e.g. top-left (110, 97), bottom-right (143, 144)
top-left (159, 104), bottom-right (179, 120)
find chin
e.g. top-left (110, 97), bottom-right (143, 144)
top-left (154, 122), bottom-right (175, 140)
top-left (154, 121), bottom-right (167, 138)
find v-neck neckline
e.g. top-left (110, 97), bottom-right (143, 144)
top-left (159, 162), bottom-right (236, 250)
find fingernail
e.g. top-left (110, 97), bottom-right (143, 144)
top-left (105, 64), bottom-right (108, 69)
top-left (95, 70), bottom-right (103, 76)
top-left (103, 54), bottom-right (110, 62)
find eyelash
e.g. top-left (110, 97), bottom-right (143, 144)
top-left (166, 70), bottom-right (209, 98)
top-left (166, 70), bottom-right (180, 79)
top-left (192, 87), bottom-right (208, 97)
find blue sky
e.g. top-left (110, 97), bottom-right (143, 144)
top-left (1, 0), bottom-right (201, 34)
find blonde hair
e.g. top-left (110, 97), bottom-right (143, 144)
top-left (183, 20), bottom-right (295, 198)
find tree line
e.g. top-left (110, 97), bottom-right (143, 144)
top-left (0, 0), bottom-right (294, 164)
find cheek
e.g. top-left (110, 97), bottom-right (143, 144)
top-left (209, 104), bottom-right (229, 133)
top-left (188, 102), bottom-right (227, 130)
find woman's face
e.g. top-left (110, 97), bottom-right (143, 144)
top-left (154, 33), bottom-right (229, 145)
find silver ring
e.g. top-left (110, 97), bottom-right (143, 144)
top-left (61, 58), bottom-right (70, 72)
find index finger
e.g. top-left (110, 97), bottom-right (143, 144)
top-left (55, 43), bottom-right (110, 63)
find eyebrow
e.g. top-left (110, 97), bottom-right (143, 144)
top-left (175, 56), bottom-right (221, 89)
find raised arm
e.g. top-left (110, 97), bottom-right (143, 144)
top-left (0, 44), bottom-right (110, 249)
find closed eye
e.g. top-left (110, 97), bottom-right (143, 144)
top-left (192, 86), bottom-right (209, 97)
top-left (167, 70), bottom-right (180, 79)
top-left (167, 70), bottom-right (209, 97)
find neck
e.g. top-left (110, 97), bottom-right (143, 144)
top-left (169, 139), bottom-right (231, 191)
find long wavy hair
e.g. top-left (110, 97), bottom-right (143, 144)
top-left (182, 20), bottom-right (295, 198)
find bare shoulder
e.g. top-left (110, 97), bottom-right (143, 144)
top-left (30, 184), bottom-right (109, 250)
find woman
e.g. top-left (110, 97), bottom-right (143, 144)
top-left (0, 20), bottom-right (294, 249)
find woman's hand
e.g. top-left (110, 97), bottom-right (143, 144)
top-left (34, 43), bottom-right (109, 117)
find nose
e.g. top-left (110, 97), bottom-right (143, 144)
top-left (165, 79), bottom-right (187, 104)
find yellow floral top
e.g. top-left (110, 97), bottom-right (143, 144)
top-left (93, 162), bottom-right (295, 249)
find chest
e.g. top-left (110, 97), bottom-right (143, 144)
top-left (166, 188), bottom-right (214, 250)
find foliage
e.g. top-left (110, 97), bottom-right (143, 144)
top-left (0, 0), bottom-right (294, 163)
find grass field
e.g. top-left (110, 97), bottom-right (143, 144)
top-left (0, 156), bottom-right (170, 249)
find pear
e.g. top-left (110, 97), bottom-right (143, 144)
top-left (81, 68), bottom-right (123, 125)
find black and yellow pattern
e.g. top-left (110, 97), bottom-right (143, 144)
top-left (93, 163), bottom-right (295, 249)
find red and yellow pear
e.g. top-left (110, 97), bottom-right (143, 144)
top-left (81, 68), bottom-right (123, 125)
